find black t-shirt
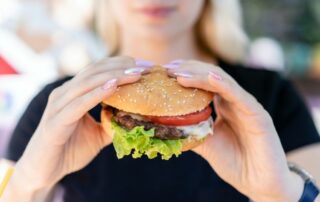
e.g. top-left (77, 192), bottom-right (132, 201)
top-left (6, 61), bottom-right (320, 202)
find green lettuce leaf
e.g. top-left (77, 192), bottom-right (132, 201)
top-left (111, 120), bottom-right (182, 160)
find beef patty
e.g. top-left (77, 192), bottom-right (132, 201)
top-left (111, 109), bottom-right (186, 140)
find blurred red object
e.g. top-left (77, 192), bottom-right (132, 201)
top-left (0, 55), bottom-right (18, 75)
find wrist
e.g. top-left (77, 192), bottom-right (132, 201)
top-left (250, 171), bottom-right (304, 202)
top-left (15, 158), bottom-right (56, 190)
top-left (1, 164), bottom-right (55, 202)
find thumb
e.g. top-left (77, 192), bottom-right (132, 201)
top-left (99, 109), bottom-right (114, 146)
top-left (84, 113), bottom-right (112, 150)
top-left (191, 133), bottom-right (215, 160)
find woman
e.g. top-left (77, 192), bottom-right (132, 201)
top-left (2, 0), bottom-right (320, 201)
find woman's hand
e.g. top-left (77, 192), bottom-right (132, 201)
top-left (166, 60), bottom-right (304, 202)
top-left (9, 57), bottom-right (153, 197)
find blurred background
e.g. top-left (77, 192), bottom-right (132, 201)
top-left (0, 0), bottom-right (319, 157)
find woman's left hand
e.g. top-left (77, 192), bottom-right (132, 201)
top-left (166, 60), bottom-right (304, 202)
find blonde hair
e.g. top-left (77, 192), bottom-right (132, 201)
top-left (96, 0), bottom-right (249, 63)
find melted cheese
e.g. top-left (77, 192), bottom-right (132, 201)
top-left (127, 113), bottom-right (145, 120)
top-left (126, 112), bottom-right (214, 139)
top-left (177, 117), bottom-right (214, 139)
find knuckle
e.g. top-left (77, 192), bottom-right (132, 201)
top-left (87, 87), bottom-right (101, 99)
top-left (94, 57), bottom-right (116, 65)
top-left (85, 74), bottom-right (111, 87)
top-left (117, 55), bottom-right (134, 62)
top-left (186, 59), bottom-right (199, 64)
top-left (83, 58), bottom-right (111, 72)
top-left (61, 80), bottom-right (71, 88)
top-left (96, 57), bottom-right (135, 71)
top-left (118, 57), bottom-right (135, 67)
top-left (48, 88), bottom-right (61, 101)
top-left (224, 78), bottom-right (234, 92)
top-left (50, 116), bottom-right (60, 129)
top-left (74, 92), bottom-right (92, 107)
top-left (110, 56), bottom-right (134, 64)
top-left (57, 82), bottom-right (71, 94)
top-left (257, 112), bottom-right (274, 129)
top-left (77, 65), bottom-right (92, 75)
top-left (184, 60), bottom-right (204, 69)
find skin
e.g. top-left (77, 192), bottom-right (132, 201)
top-left (167, 61), bottom-right (305, 202)
top-left (0, 57), bottom-right (149, 201)
top-left (111, 0), bottom-right (211, 64)
top-left (1, 0), bottom-right (319, 201)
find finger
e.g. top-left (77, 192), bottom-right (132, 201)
top-left (100, 109), bottom-right (114, 140)
top-left (213, 95), bottom-right (239, 126)
top-left (192, 120), bottom-right (240, 165)
top-left (207, 71), bottom-right (261, 115)
top-left (165, 60), bottom-right (211, 75)
top-left (213, 95), bottom-right (222, 118)
top-left (54, 68), bottom-right (145, 112)
top-left (56, 78), bottom-right (118, 125)
top-left (78, 56), bottom-right (135, 74)
top-left (56, 57), bottom-right (152, 99)
top-left (75, 67), bottom-right (147, 98)
top-left (168, 62), bottom-right (262, 114)
top-left (84, 114), bottom-right (112, 149)
top-left (78, 57), bottom-right (153, 80)
top-left (169, 68), bottom-right (208, 92)
top-left (71, 56), bottom-right (136, 87)
top-left (166, 61), bottom-right (215, 92)
top-left (178, 75), bottom-right (258, 115)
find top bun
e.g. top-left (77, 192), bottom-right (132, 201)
top-left (103, 66), bottom-right (213, 116)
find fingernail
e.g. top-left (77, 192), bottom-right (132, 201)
top-left (173, 71), bottom-right (193, 78)
top-left (209, 71), bottom-right (223, 81)
top-left (163, 63), bottom-right (180, 69)
top-left (135, 59), bottom-right (154, 67)
top-left (163, 59), bottom-right (185, 69)
top-left (102, 79), bottom-right (117, 90)
top-left (124, 67), bottom-right (146, 75)
top-left (169, 59), bottom-right (185, 65)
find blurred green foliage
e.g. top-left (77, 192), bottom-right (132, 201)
top-left (242, 0), bottom-right (320, 43)
top-left (241, 0), bottom-right (320, 76)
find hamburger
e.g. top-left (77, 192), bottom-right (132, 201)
top-left (101, 66), bottom-right (214, 160)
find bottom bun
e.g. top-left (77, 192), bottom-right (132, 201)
top-left (101, 109), bottom-right (115, 138)
top-left (101, 108), bottom-right (208, 152)
top-left (181, 136), bottom-right (207, 151)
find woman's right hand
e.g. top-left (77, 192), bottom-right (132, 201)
top-left (11, 57), bottom-right (153, 193)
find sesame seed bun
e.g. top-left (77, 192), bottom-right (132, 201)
top-left (103, 66), bottom-right (213, 116)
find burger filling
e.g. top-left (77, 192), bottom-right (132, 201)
top-left (106, 106), bottom-right (213, 160)
top-left (113, 109), bottom-right (186, 140)
top-left (112, 109), bottom-right (213, 140)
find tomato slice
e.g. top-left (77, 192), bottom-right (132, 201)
top-left (145, 106), bottom-right (212, 126)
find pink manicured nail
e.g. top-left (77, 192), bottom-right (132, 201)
top-left (135, 59), bottom-right (154, 67)
top-left (124, 67), bottom-right (146, 75)
top-left (173, 71), bottom-right (193, 78)
top-left (169, 59), bottom-right (185, 65)
top-left (102, 79), bottom-right (117, 90)
top-left (163, 63), bottom-right (180, 69)
top-left (163, 59), bottom-right (185, 69)
top-left (209, 71), bottom-right (223, 81)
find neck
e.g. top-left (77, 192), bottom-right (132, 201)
top-left (119, 31), bottom-right (212, 65)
